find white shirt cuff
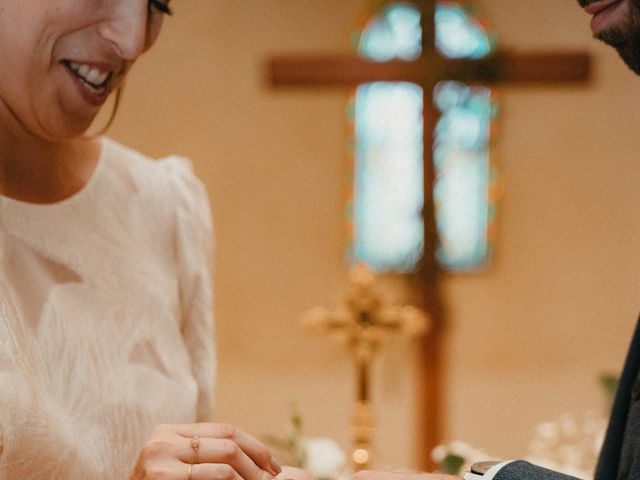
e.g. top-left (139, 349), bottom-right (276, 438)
top-left (484, 460), bottom-right (516, 479)
top-left (462, 461), bottom-right (515, 480)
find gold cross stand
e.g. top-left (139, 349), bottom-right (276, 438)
top-left (302, 264), bottom-right (430, 471)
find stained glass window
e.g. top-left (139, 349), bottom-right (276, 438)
top-left (348, 1), bottom-right (499, 272)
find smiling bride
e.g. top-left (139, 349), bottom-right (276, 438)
top-left (0, 1), bottom-right (282, 479)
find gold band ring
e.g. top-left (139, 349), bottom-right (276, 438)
top-left (188, 463), bottom-right (194, 480)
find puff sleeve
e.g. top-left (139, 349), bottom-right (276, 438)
top-left (162, 156), bottom-right (216, 422)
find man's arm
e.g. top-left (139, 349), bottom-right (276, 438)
top-left (351, 460), bottom-right (585, 480)
top-left (491, 461), bottom-right (582, 480)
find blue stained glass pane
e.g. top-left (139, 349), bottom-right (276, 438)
top-left (352, 1), bottom-right (497, 272)
top-left (434, 149), bottom-right (489, 268)
top-left (435, 83), bottom-right (492, 151)
top-left (354, 82), bottom-right (424, 272)
top-left (358, 3), bottom-right (422, 61)
top-left (434, 81), bottom-right (494, 269)
top-left (436, 3), bottom-right (494, 58)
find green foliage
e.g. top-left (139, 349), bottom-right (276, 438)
top-left (262, 404), bottom-right (307, 467)
top-left (440, 454), bottom-right (465, 475)
top-left (599, 372), bottom-right (619, 413)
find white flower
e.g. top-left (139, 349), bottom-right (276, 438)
top-left (304, 438), bottom-right (347, 479)
top-left (450, 441), bottom-right (487, 461)
top-left (431, 445), bottom-right (448, 463)
top-left (536, 422), bottom-right (559, 441)
top-left (525, 411), bottom-right (607, 479)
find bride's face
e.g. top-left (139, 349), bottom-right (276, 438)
top-left (0, 0), bottom-right (172, 140)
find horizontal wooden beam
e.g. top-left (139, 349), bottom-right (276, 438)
top-left (268, 55), bottom-right (429, 86)
top-left (485, 51), bottom-right (592, 84)
top-left (267, 51), bottom-right (591, 88)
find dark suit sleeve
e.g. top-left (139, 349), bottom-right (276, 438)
top-left (493, 461), bottom-right (583, 480)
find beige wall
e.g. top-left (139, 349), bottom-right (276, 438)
top-left (106, 0), bottom-right (640, 469)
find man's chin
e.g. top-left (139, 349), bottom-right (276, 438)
top-left (593, 24), bottom-right (640, 73)
top-left (595, 22), bottom-right (628, 47)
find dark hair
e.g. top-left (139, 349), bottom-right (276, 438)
top-left (95, 86), bottom-right (124, 135)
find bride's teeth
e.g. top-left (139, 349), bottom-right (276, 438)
top-left (86, 68), bottom-right (108, 85)
top-left (78, 65), bottom-right (90, 78)
top-left (66, 61), bottom-right (111, 91)
top-left (67, 62), bottom-right (110, 86)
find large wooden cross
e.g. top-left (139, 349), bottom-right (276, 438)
top-left (266, 0), bottom-right (591, 469)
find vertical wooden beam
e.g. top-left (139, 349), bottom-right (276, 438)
top-left (416, 0), bottom-right (445, 471)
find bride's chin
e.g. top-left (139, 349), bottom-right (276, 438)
top-left (50, 93), bottom-right (106, 138)
top-left (37, 116), bottom-right (97, 141)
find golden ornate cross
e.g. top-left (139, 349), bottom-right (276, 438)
top-left (302, 264), bottom-right (429, 470)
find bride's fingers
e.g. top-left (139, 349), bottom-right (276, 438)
top-left (177, 437), bottom-right (274, 480)
top-left (175, 423), bottom-right (280, 476)
top-left (277, 466), bottom-right (316, 480)
top-left (184, 463), bottom-right (245, 480)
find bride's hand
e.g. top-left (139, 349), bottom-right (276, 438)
top-left (129, 423), bottom-right (282, 480)
top-left (277, 466), bottom-right (316, 480)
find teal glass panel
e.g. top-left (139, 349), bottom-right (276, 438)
top-left (436, 2), bottom-right (494, 59)
top-left (352, 1), bottom-right (497, 272)
top-left (358, 3), bottom-right (422, 61)
top-left (434, 82), bottom-right (495, 269)
top-left (354, 82), bottom-right (424, 271)
top-left (434, 2), bottom-right (497, 270)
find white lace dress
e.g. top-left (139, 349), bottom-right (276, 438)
top-left (0, 138), bottom-right (215, 479)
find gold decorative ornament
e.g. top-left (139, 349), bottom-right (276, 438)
top-left (301, 263), bottom-right (430, 470)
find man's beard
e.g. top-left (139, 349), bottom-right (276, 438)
top-left (595, 0), bottom-right (640, 74)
